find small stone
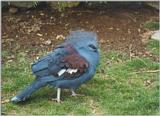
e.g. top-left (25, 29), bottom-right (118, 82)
top-left (40, 12), bottom-right (44, 16)
top-left (100, 39), bottom-right (105, 44)
top-left (86, 21), bottom-right (89, 24)
top-left (44, 40), bottom-right (52, 45)
top-left (128, 29), bottom-right (131, 34)
top-left (151, 30), bottom-right (160, 41)
top-left (144, 80), bottom-right (152, 86)
top-left (39, 38), bottom-right (44, 40)
top-left (65, 23), bottom-right (69, 27)
top-left (7, 60), bottom-right (13, 63)
top-left (9, 7), bottom-right (18, 14)
top-left (7, 55), bottom-right (15, 60)
top-left (61, 13), bottom-right (64, 17)
top-left (50, 16), bottom-right (53, 19)
top-left (116, 28), bottom-right (120, 31)
top-left (28, 29), bottom-right (31, 33)
top-left (56, 35), bottom-right (65, 40)
top-left (108, 27), bottom-right (113, 30)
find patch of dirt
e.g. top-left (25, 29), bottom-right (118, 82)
top-left (2, 4), bottom-right (159, 62)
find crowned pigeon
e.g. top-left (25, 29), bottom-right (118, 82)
top-left (11, 30), bottom-right (99, 103)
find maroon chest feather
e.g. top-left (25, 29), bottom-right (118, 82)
top-left (61, 44), bottom-right (89, 74)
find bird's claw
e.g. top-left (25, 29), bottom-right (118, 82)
top-left (51, 98), bottom-right (62, 103)
top-left (70, 93), bottom-right (84, 97)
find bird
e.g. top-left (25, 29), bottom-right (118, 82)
top-left (11, 30), bottom-right (100, 103)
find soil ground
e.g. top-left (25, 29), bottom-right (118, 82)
top-left (2, 4), bottom-right (159, 62)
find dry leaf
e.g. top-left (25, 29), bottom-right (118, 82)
top-left (37, 33), bottom-right (43, 37)
top-left (2, 99), bottom-right (10, 104)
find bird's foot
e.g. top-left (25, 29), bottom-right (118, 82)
top-left (70, 93), bottom-right (84, 97)
top-left (71, 90), bottom-right (84, 97)
top-left (51, 98), bottom-right (62, 103)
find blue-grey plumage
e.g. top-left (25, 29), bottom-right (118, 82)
top-left (11, 30), bottom-right (99, 103)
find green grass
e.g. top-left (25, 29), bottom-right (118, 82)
top-left (144, 21), bottom-right (159, 30)
top-left (147, 39), bottom-right (159, 55)
top-left (2, 49), bottom-right (159, 115)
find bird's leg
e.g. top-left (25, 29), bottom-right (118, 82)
top-left (52, 88), bottom-right (61, 103)
top-left (71, 89), bottom-right (77, 96)
top-left (70, 89), bottom-right (84, 97)
top-left (57, 88), bottom-right (61, 102)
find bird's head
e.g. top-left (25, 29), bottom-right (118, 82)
top-left (65, 30), bottom-right (99, 52)
top-left (63, 30), bottom-right (99, 67)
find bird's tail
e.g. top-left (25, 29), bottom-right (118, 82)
top-left (11, 75), bottom-right (58, 103)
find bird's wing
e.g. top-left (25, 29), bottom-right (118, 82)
top-left (31, 46), bottom-right (64, 77)
top-left (48, 44), bottom-right (89, 79)
top-left (32, 44), bottom-right (89, 79)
